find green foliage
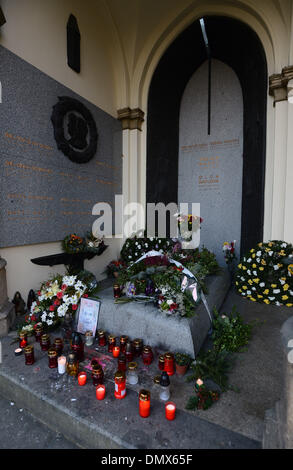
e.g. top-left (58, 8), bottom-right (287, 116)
top-left (120, 232), bottom-right (175, 264)
top-left (186, 348), bottom-right (233, 392)
top-left (212, 306), bottom-right (254, 353)
top-left (186, 387), bottom-right (220, 411)
top-left (175, 352), bottom-right (193, 366)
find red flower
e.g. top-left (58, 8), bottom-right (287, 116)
top-left (169, 303), bottom-right (178, 311)
top-left (25, 315), bottom-right (29, 322)
top-left (31, 314), bottom-right (36, 322)
top-left (56, 291), bottom-right (63, 299)
top-left (61, 284), bottom-right (67, 290)
top-left (49, 305), bottom-right (55, 311)
top-left (83, 294), bottom-right (88, 298)
top-left (37, 290), bottom-right (41, 296)
top-left (54, 299), bottom-right (60, 306)
top-left (72, 304), bottom-right (78, 311)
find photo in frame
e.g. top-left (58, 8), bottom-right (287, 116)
top-left (76, 297), bottom-right (101, 337)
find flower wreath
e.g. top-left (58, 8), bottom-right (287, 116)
top-left (235, 240), bottom-right (293, 306)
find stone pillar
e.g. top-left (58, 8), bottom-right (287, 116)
top-left (269, 67), bottom-right (293, 242)
top-left (0, 258), bottom-right (15, 336)
top-left (117, 108), bottom-right (145, 238)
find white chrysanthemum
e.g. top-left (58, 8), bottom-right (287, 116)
top-left (268, 297), bottom-right (275, 301)
top-left (247, 270), bottom-right (251, 276)
top-left (41, 312), bottom-right (47, 322)
top-left (269, 251), bottom-right (273, 256)
top-left (49, 312), bottom-right (54, 318)
top-left (47, 319), bottom-right (53, 326)
top-left (273, 289), bottom-right (280, 294)
top-left (247, 290), bottom-right (252, 295)
top-left (273, 265), bottom-right (279, 271)
top-left (256, 258), bottom-right (260, 263)
top-left (167, 299), bottom-right (174, 306)
top-left (253, 271), bottom-right (257, 276)
top-left (256, 251), bottom-right (261, 257)
top-left (247, 258), bottom-right (252, 263)
top-left (281, 243), bottom-right (287, 248)
top-left (260, 282), bottom-right (265, 287)
top-left (279, 279), bottom-right (285, 285)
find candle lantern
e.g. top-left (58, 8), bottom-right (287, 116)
top-left (58, 355), bottom-right (66, 374)
top-left (96, 385), bottom-right (106, 400)
top-left (165, 401), bottom-right (176, 421)
top-left (108, 335), bottom-right (116, 353)
top-left (53, 337), bottom-right (63, 356)
top-left (158, 354), bottom-right (165, 371)
top-left (159, 371), bottom-right (171, 401)
top-left (91, 364), bottom-right (104, 386)
top-left (118, 354), bottom-right (127, 372)
top-left (19, 331), bottom-right (28, 349)
top-left (78, 371), bottom-right (87, 386)
top-left (71, 332), bottom-right (84, 362)
top-left (24, 345), bottom-right (35, 365)
top-left (127, 362), bottom-right (138, 385)
top-left (113, 284), bottom-right (121, 298)
top-left (98, 330), bottom-right (107, 347)
top-left (66, 352), bottom-right (79, 377)
top-left (40, 334), bottom-right (51, 351)
top-left (139, 389), bottom-right (151, 418)
top-left (114, 370), bottom-right (126, 399)
top-left (142, 346), bottom-right (153, 366)
top-left (35, 324), bottom-right (43, 343)
top-left (164, 352), bottom-right (175, 376)
top-left (125, 342), bottom-right (133, 362)
top-left (48, 348), bottom-right (58, 369)
top-left (132, 338), bottom-right (143, 357)
top-left (112, 346), bottom-right (120, 358)
top-left (85, 330), bottom-right (94, 347)
top-left (120, 335), bottom-right (129, 354)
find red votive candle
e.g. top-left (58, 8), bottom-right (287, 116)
top-left (113, 346), bottom-right (120, 358)
top-left (78, 372), bottom-right (87, 386)
top-left (139, 390), bottom-right (151, 418)
top-left (165, 402), bottom-right (176, 420)
top-left (19, 332), bottom-right (28, 349)
top-left (164, 352), bottom-right (175, 376)
top-left (96, 385), bottom-right (106, 400)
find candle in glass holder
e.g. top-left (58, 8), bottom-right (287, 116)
top-left (127, 362), bottom-right (138, 385)
top-left (85, 330), bottom-right (94, 347)
top-left (125, 342), bottom-right (133, 362)
top-left (96, 385), bottom-right (106, 400)
top-left (48, 348), bottom-right (58, 369)
top-left (98, 330), bottom-right (107, 347)
top-left (40, 334), bottom-right (50, 351)
top-left (58, 355), bottom-right (66, 374)
top-left (78, 371), bottom-right (87, 386)
top-left (165, 401), bottom-right (176, 420)
top-left (142, 346), bottom-right (153, 366)
top-left (158, 355), bottom-right (165, 371)
top-left (120, 335), bottom-right (129, 354)
top-left (118, 354), bottom-right (126, 372)
top-left (108, 335), bottom-right (116, 353)
top-left (35, 324), bottom-right (43, 342)
top-left (91, 364), bottom-right (104, 386)
top-left (66, 352), bottom-right (79, 377)
top-left (132, 338), bottom-right (143, 357)
top-left (113, 346), bottom-right (120, 358)
top-left (164, 352), bottom-right (175, 376)
top-left (139, 389), bottom-right (151, 418)
top-left (19, 331), bottom-right (28, 349)
top-left (54, 337), bottom-right (63, 356)
top-left (24, 345), bottom-right (35, 365)
top-left (114, 370), bottom-right (126, 399)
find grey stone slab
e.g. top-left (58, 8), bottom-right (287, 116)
top-left (0, 45), bottom-right (122, 247)
top-left (178, 59), bottom-right (243, 266)
top-left (98, 270), bottom-right (230, 357)
top-left (0, 333), bottom-right (260, 449)
top-left (0, 299), bottom-right (15, 337)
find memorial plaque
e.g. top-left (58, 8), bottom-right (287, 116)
top-left (0, 45), bottom-right (122, 247)
top-left (178, 59), bottom-right (243, 264)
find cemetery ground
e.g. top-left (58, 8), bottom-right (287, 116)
top-left (0, 286), bottom-right (291, 449)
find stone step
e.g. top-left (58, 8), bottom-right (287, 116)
top-left (262, 402), bottom-right (284, 449)
top-left (0, 333), bottom-right (261, 449)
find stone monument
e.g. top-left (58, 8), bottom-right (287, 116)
top-left (0, 257), bottom-right (15, 336)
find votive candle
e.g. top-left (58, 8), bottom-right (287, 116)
top-left (58, 355), bottom-right (66, 374)
top-left (78, 372), bottom-right (87, 386)
top-left (113, 346), bottom-right (120, 358)
top-left (96, 385), bottom-right (106, 400)
top-left (165, 402), bottom-right (176, 420)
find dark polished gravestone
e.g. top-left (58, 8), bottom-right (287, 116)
top-left (0, 45), bottom-right (122, 248)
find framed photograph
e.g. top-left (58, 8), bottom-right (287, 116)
top-left (76, 297), bottom-right (101, 337)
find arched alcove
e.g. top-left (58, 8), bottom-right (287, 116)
top-left (146, 16), bottom-right (267, 256)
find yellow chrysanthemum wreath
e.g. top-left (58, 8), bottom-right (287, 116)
top-left (235, 240), bottom-right (293, 306)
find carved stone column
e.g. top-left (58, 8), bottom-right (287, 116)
top-left (0, 258), bottom-right (15, 336)
top-left (117, 108), bottom-right (145, 239)
top-left (269, 66), bottom-right (293, 105)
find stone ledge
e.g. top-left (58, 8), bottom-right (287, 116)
top-left (0, 334), bottom-right (260, 449)
top-left (0, 300), bottom-right (15, 337)
top-left (98, 269), bottom-right (230, 357)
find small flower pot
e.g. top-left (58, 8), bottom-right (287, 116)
top-left (175, 363), bottom-right (188, 376)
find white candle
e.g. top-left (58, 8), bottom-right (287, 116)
top-left (58, 355), bottom-right (66, 374)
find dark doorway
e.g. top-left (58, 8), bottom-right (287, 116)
top-left (146, 16), bottom-right (267, 255)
